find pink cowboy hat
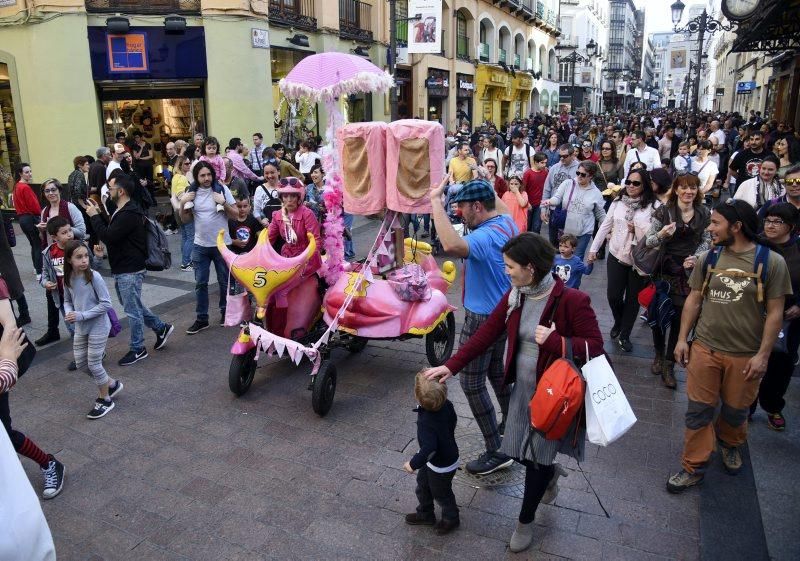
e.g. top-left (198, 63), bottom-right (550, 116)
top-left (277, 177), bottom-right (305, 200)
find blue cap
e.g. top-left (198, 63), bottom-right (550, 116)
top-left (449, 179), bottom-right (495, 203)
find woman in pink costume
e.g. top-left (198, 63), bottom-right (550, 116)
top-left (267, 177), bottom-right (322, 279)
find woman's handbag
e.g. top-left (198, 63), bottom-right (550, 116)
top-left (550, 180), bottom-right (576, 231)
top-left (631, 208), bottom-right (672, 276)
top-left (223, 256), bottom-right (252, 327)
top-left (530, 337), bottom-right (586, 441)
top-left (582, 342), bottom-right (637, 446)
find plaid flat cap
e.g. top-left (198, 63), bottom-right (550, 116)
top-left (450, 179), bottom-right (495, 203)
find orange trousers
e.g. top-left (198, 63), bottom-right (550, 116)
top-left (680, 342), bottom-right (761, 474)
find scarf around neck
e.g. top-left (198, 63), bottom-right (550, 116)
top-left (506, 273), bottom-right (556, 320)
top-left (621, 194), bottom-right (643, 223)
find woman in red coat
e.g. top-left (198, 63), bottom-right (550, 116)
top-left (424, 232), bottom-right (603, 553)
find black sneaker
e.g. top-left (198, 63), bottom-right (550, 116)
top-left (186, 320), bottom-right (209, 335)
top-left (617, 338), bottom-right (633, 352)
top-left (35, 331), bottom-right (60, 347)
top-left (68, 360), bottom-right (77, 371)
top-left (41, 457), bottom-right (65, 499)
top-left (118, 349), bottom-right (148, 366)
top-left (108, 380), bottom-right (124, 399)
top-left (86, 398), bottom-right (115, 420)
top-left (154, 323), bottom-right (174, 350)
top-left (404, 512), bottom-right (436, 526)
top-left (465, 451), bottom-right (514, 475)
top-left (16, 313), bottom-right (31, 327)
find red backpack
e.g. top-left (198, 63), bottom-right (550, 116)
top-left (529, 322), bottom-right (585, 440)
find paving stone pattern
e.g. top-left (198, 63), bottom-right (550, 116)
top-left (9, 224), bottom-right (705, 560)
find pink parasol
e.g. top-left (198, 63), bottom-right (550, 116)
top-left (278, 52), bottom-right (394, 103)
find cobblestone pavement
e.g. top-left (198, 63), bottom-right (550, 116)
top-left (9, 219), bottom-right (785, 560)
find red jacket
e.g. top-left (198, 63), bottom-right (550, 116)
top-left (13, 182), bottom-right (41, 216)
top-left (522, 168), bottom-right (548, 207)
top-left (445, 276), bottom-right (604, 386)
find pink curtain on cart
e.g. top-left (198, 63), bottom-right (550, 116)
top-left (337, 121), bottom-right (387, 215)
top-left (385, 120), bottom-right (445, 214)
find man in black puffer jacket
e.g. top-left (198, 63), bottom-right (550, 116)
top-left (86, 173), bottom-right (173, 367)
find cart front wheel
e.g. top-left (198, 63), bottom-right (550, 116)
top-left (229, 348), bottom-right (257, 396)
top-left (311, 361), bottom-right (337, 416)
top-left (425, 311), bottom-right (456, 367)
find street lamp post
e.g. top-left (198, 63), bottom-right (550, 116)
top-left (559, 39), bottom-right (597, 112)
top-left (671, 0), bottom-right (735, 114)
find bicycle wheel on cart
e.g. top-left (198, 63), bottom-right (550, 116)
top-left (229, 348), bottom-right (257, 396)
top-left (425, 311), bottom-right (455, 367)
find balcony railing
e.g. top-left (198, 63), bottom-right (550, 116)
top-left (268, 0), bottom-right (316, 32)
top-left (514, 54), bottom-right (521, 69)
top-left (479, 42), bottom-right (490, 62)
top-left (396, 19), bottom-right (408, 46)
top-left (340, 0), bottom-right (373, 43)
top-left (456, 35), bottom-right (470, 61)
top-left (85, 0), bottom-right (200, 14)
top-left (526, 57), bottom-right (533, 71)
top-left (498, 48), bottom-right (507, 64)
top-left (535, 1), bottom-right (545, 19)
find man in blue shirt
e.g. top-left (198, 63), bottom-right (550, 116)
top-left (430, 176), bottom-right (518, 475)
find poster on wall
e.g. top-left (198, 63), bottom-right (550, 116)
top-left (670, 49), bottom-right (687, 69)
top-left (407, 0), bottom-right (442, 54)
top-left (0, 0), bottom-right (16, 6)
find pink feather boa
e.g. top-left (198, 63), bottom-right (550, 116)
top-left (321, 152), bottom-right (345, 285)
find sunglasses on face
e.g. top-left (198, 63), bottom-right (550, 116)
top-left (784, 178), bottom-right (800, 186)
top-left (576, 171), bottom-right (590, 178)
top-left (559, 154), bottom-right (570, 159)
top-left (624, 180), bottom-right (642, 187)
top-left (280, 177), bottom-right (302, 187)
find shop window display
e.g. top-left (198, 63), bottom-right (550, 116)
top-left (0, 64), bottom-right (21, 206)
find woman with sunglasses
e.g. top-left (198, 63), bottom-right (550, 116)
top-left (690, 140), bottom-right (719, 200)
top-left (749, 202), bottom-right (800, 431)
top-left (644, 174), bottom-right (711, 387)
top-left (577, 141), bottom-right (598, 163)
top-left (588, 169), bottom-right (657, 353)
top-left (542, 161), bottom-right (606, 260)
top-left (36, 179), bottom-right (86, 246)
top-left (170, 155), bottom-right (195, 271)
top-left (598, 140), bottom-right (623, 187)
top-left (733, 154), bottom-right (783, 210)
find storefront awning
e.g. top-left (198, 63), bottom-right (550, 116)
top-left (730, 0), bottom-right (800, 53)
top-left (96, 79), bottom-right (205, 101)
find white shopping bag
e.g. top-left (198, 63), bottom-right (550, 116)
top-left (582, 344), bottom-right (637, 446)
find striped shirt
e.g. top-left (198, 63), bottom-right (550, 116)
top-left (0, 358), bottom-right (18, 393)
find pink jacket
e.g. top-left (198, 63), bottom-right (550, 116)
top-left (267, 205), bottom-right (322, 276)
top-left (590, 199), bottom-right (655, 265)
top-left (199, 155), bottom-right (225, 183)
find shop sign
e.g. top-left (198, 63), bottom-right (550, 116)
top-left (251, 28), bottom-right (269, 49)
top-left (736, 81), bottom-right (756, 94)
top-left (108, 33), bottom-right (148, 73)
top-left (456, 74), bottom-right (474, 98)
top-left (426, 69), bottom-right (449, 97)
top-left (0, 0), bottom-right (16, 6)
top-left (408, 0), bottom-right (443, 54)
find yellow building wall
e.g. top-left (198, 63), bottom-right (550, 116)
top-left (0, 14), bottom-right (100, 180)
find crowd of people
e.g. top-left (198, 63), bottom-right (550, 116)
top-left (0, 106), bottom-right (799, 554)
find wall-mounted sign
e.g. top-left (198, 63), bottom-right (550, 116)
top-left (716, 87), bottom-right (725, 96)
top-left (670, 49), bottom-right (687, 69)
top-left (408, 0), bottom-right (443, 54)
top-left (456, 74), bottom-right (474, 98)
top-left (252, 28), bottom-right (269, 49)
top-left (736, 81), bottom-right (756, 94)
top-left (107, 33), bottom-right (148, 73)
top-left (0, 0), bottom-right (17, 6)
top-left (426, 68), bottom-right (449, 97)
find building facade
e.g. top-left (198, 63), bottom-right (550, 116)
top-left (556, 0), bottom-right (608, 113)
top-left (0, 0), bottom-right (392, 181)
top-left (603, 0), bottom-right (640, 110)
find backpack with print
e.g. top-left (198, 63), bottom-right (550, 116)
top-left (144, 215), bottom-right (172, 271)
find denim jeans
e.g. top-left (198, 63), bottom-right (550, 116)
top-left (192, 244), bottom-right (229, 322)
top-left (114, 271), bottom-right (166, 353)
top-left (527, 205), bottom-right (542, 233)
top-left (343, 212), bottom-right (355, 260)
top-left (180, 220), bottom-right (195, 267)
top-left (574, 233), bottom-right (592, 260)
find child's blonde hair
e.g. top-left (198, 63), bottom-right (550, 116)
top-left (415, 371), bottom-right (447, 411)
